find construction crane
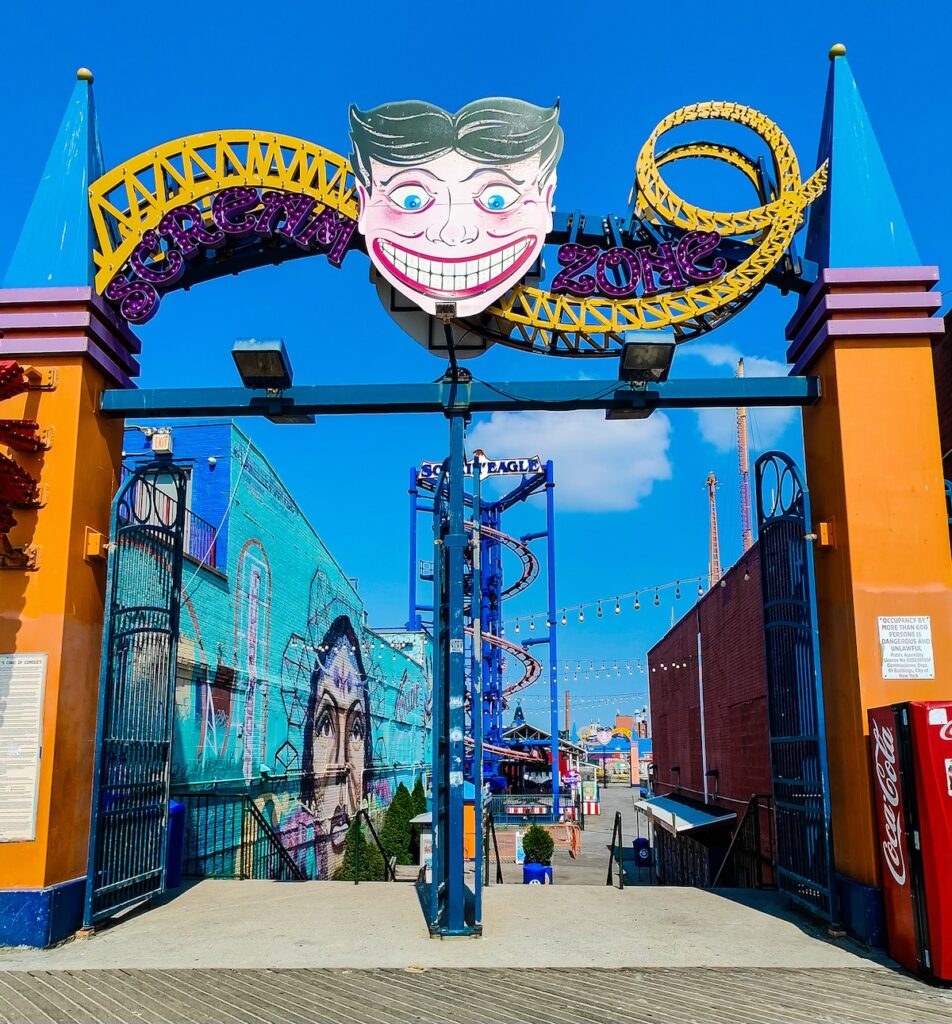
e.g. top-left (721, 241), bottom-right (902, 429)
top-left (707, 472), bottom-right (722, 587)
top-left (736, 358), bottom-right (754, 552)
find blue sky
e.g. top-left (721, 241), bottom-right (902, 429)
top-left (2, 1), bottom-right (950, 728)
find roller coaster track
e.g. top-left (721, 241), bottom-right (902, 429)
top-left (90, 102), bottom-right (825, 357)
top-left (466, 522), bottom-right (539, 601)
top-left (464, 625), bottom-right (542, 697)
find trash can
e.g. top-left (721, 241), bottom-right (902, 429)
top-left (522, 863), bottom-right (553, 885)
top-left (165, 799), bottom-right (186, 889)
top-left (632, 837), bottom-right (651, 867)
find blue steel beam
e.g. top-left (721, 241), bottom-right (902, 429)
top-left (100, 376), bottom-right (820, 418)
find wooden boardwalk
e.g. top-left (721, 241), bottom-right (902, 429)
top-left (0, 967), bottom-right (949, 1023)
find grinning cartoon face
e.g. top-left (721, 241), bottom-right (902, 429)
top-left (350, 99), bottom-right (563, 320)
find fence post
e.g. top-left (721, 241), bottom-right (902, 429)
top-left (354, 814), bottom-right (361, 885)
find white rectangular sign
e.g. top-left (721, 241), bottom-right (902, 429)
top-left (0, 653), bottom-right (47, 842)
top-left (878, 615), bottom-right (935, 680)
top-left (418, 455), bottom-right (542, 482)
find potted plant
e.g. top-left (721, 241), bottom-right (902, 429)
top-left (521, 824), bottom-right (555, 885)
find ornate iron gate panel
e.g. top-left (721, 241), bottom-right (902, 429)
top-left (84, 462), bottom-right (187, 926)
top-left (754, 451), bottom-right (836, 921)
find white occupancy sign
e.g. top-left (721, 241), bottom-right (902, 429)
top-left (0, 653), bottom-right (47, 841)
top-left (878, 615), bottom-right (935, 680)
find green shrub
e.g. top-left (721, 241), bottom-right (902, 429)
top-left (522, 824), bottom-right (555, 866)
top-left (380, 782), bottom-right (414, 865)
top-left (333, 819), bottom-right (386, 881)
top-left (411, 776), bottom-right (428, 817)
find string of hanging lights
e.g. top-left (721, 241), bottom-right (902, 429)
top-left (503, 573), bottom-right (712, 634)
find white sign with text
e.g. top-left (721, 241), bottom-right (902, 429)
top-left (0, 653), bottom-right (47, 842)
top-left (878, 615), bottom-right (935, 680)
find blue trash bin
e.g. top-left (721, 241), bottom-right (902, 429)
top-left (632, 837), bottom-right (651, 867)
top-left (522, 863), bottom-right (553, 885)
top-left (165, 800), bottom-right (186, 889)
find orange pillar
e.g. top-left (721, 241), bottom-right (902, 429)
top-left (0, 288), bottom-right (137, 945)
top-left (786, 267), bottom-right (948, 891)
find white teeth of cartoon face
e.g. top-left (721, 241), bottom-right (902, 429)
top-left (380, 239), bottom-right (530, 291)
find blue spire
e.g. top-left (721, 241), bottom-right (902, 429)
top-left (3, 69), bottom-right (105, 288)
top-left (803, 45), bottom-right (919, 270)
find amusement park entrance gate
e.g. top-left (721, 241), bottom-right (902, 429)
top-left (84, 463), bottom-right (188, 926)
top-left (754, 451), bottom-right (836, 920)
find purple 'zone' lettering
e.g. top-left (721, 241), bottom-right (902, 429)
top-left (550, 244), bottom-right (599, 297)
top-left (595, 247), bottom-right (640, 298)
top-left (636, 241), bottom-right (687, 296)
top-left (104, 274), bottom-right (160, 325)
top-left (158, 203), bottom-right (225, 257)
top-left (130, 229), bottom-right (185, 286)
top-left (211, 187), bottom-right (260, 237)
top-left (255, 191), bottom-right (318, 248)
top-left (677, 230), bottom-right (727, 281)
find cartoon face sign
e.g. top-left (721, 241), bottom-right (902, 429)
top-left (350, 99), bottom-right (563, 319)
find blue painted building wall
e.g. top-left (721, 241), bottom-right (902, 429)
top-left (124, 422), bottom-right (431, 880)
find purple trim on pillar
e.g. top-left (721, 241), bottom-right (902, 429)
top-left (788, 266), bottom-right (940, 341)
top-left (0, 287), bottom-right (141, 388)
top-left (785, 266), bottom-right (943, 376)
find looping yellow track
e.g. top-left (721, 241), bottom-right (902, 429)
top-left (487, 101), bottom-right (827, 355)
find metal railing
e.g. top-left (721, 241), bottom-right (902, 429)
top-left (606, 811), bottom-right (625, 889)
top-left (487, 790), bottom-right (576, 826)
top-left (176, 792), bottom-right (305, 881)
top-left (712, 794), bottom-right (774, 889)
top-left (483, 811), bottom-right (504, 885)
top-left (126, 470), bottom-right (220, 569)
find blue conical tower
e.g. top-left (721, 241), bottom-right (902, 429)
top-left (803, 44), bottom-right (919, 270)
top-left (3, 69), bottom-right (105, 288)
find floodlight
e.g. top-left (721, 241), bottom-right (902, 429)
top-left (618, 332), bottom-right (676, 384)
top-left (232, 338), bottom-right (293, 390)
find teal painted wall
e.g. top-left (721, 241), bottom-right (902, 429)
top-left (125, 422), bottom-right (431, 880)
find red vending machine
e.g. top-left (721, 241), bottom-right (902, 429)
top-left (868, 701), bottom-right (952, 982)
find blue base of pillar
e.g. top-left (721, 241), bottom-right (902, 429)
top-left (0, 878), bottom-right (85, 948)
top-left (836, 873), bottom-right (885, 948)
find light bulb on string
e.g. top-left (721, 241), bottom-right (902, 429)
top-left (744, 566), bottom-right (750, 582)
top-left (654, 590), bottom-right (660, 607)
top-left (578, 608), bottom-right (584, 623)
top-left (529, 617), bottom-right (535, 631)
top-left (614, 598), bottom-right (620, 615)
top-left (634, 596), bottom-right (640, 611)
top-left (515, 620), bottom-right (521, 634)
top-left (561, 611), bottom-right (567, 625)
top-left (597, 602), bottom-right (603, 618)
top-left (675, 581), bottom-right (681, 599)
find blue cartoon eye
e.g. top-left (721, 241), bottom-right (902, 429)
top-left (475, 183), bottom-right (521, 212)
top-left (388, 184), bottom-right (434, 212)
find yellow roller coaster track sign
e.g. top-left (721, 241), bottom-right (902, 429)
top-left (89, 102), bottom-right (825, 355)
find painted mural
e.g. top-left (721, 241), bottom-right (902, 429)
top-left (125, 422), bottom-right (431, 881)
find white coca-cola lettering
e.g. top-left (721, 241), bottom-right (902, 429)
top-left (939, 720), bottom-right (952, 742)
top-left (872, 719), bottom-right (906, 887)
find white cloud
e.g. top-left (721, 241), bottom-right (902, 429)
top-left (681, 342), bottom-right (797, 454)
top-left (469, 409), bottom-right (672, 512)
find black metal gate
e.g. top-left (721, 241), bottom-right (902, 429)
top-left (754, 451), bottom-right (836, 921)
top-left (84, 462), bottom-right (187, 926)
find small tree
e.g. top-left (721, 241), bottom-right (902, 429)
top-left (522, 824), bottom-right (555, 866)
top-left (411, 776), bottom-right (428, 817)
top-left (409, 776), bottom-right (428, 862)
top-left (380, 783), bottom-right (414, 865)
top-left (334, 819), bottom-right (386, 881)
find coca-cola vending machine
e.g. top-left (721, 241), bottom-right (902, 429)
top-left (868, 701), bottom-right (952, 982)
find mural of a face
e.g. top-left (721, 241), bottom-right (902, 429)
top-left (350, 99), bottom-right (562, 319)
top-left (302, 619), bottom-right (370, 856)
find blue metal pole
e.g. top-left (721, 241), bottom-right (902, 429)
top-left (429, 469), bottom-right (446, 931)
top-left (471, 453), bottom-right (483, 930)
top-left (408, 467), bottom-right (419, 630)
top-left (444, 410), bottom-right (468, 934)
top-left (545, 460), bottom-right (560, 816)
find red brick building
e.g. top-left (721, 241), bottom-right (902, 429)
top-left (647, 545), bottom-right (774, 884)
